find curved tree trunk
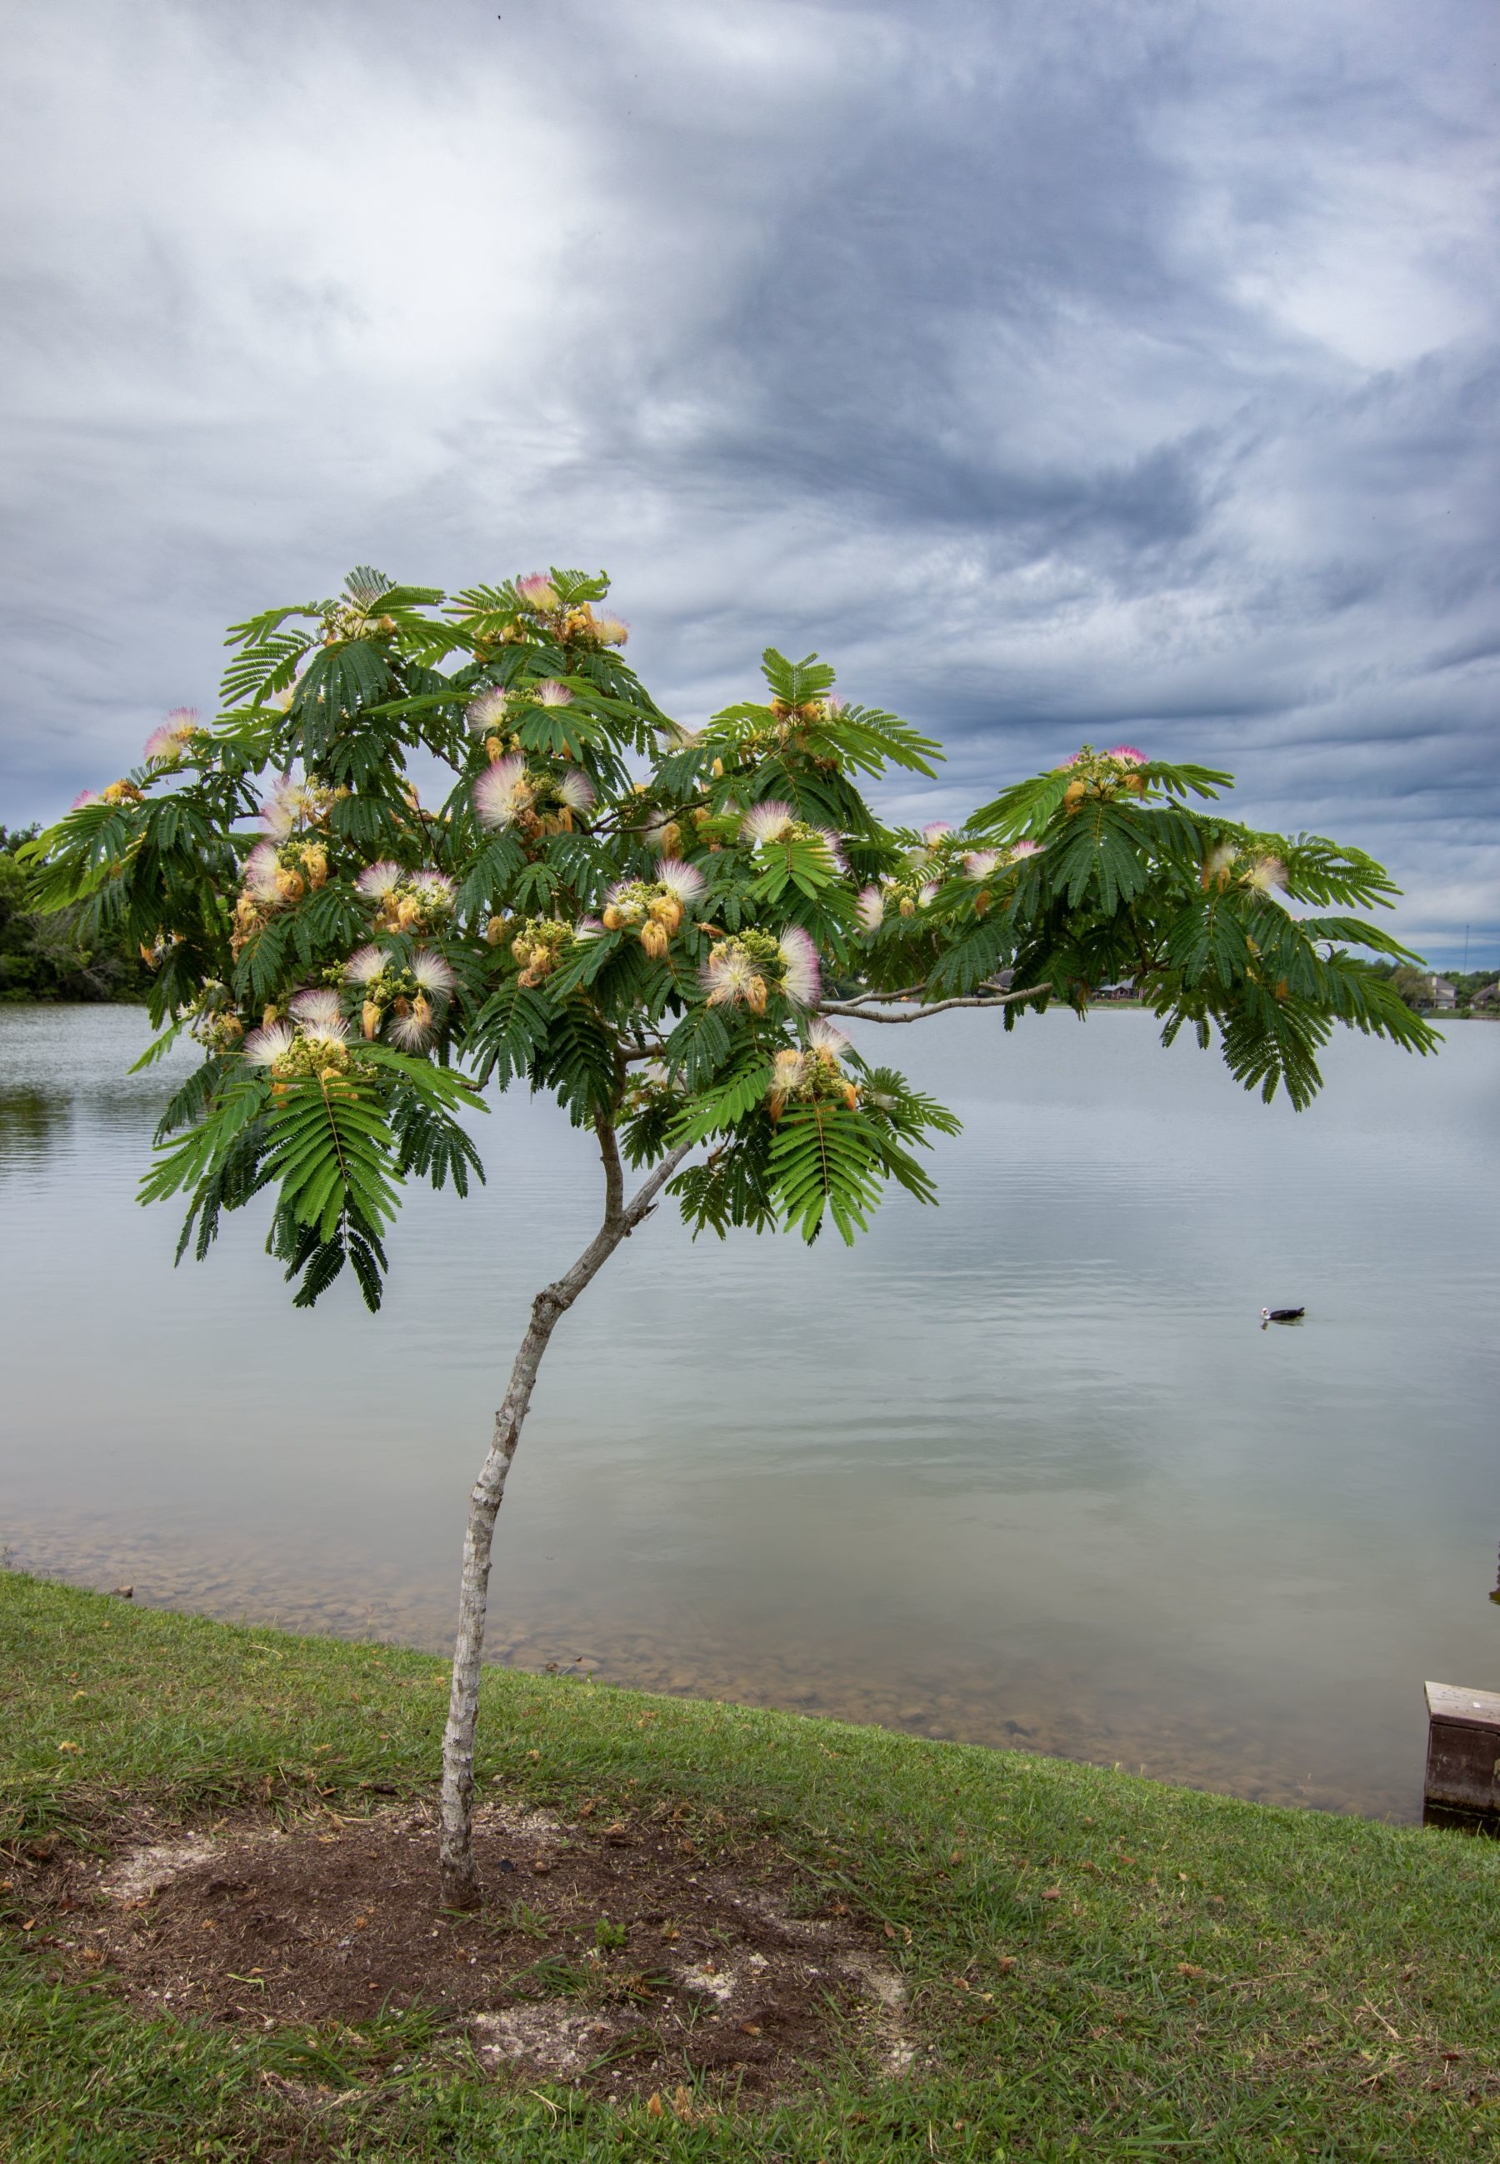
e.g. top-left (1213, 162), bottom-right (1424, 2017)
top-left (437, 1123), bottom-right (693, 1909)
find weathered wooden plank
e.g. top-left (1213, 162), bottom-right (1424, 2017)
top-left (1424, 1681), bottom-right (1500, 1819)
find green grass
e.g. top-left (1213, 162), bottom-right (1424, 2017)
top-left (3, 1569), bottom-right (1499, 2161)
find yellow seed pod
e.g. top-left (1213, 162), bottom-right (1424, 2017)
top-left (711, 758), bottom-right (725, 778)
top-left (397, 895), bottom-right (422, 929)
top-left (262, 1003), bottom-right (278, 1030)
top-left (302, 845), bottom-right (328, 889)
top-left (601, 905), bottom-right (625, 931)
top-left (657, 821), bottom-right (682, 856)
top-left (275, 868), bottom-right (305, 903)
top-left (484, 735), bottom-right (505, 762)
top-left (362, 1000), bottom-right (381, 1040)
top-left (1063, 779), bottom-right (1087, 813)
top-left (747, 976), bottom-right (768, 1015)
top-left (974, 890), bottom-right (990, 917)
top-left (485, 915), bottom-right (506, 945)
top-left (649, 895), bottom-right (682, 932)
top-left (511, 936), bottom-right (534, 965)
top-left (843, 1082), bottom-right (859, 1110)
top-left (413, 994), bottom-right (432, 1027)
top-left (899, 895), bottom-right (916, 918)
top-left (640, 920), bottom-right (669, 959)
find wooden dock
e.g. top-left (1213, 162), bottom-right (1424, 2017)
top-left (1424, 1681), bottom-right (1500, 1829)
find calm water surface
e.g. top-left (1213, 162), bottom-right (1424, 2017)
top-left (2, 1004), bottom-right (1496, 1820)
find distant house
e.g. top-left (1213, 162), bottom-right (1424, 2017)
top-left (1429, 977), bottom-right (1458, 1010)
top-left (1474, 982), bottom-right (1500, 1011)
top-left (1094, 980), bottom-right (1136, 1002)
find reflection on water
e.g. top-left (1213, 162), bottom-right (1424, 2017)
top-left (2, 1003), bottom-right (1498, 1820)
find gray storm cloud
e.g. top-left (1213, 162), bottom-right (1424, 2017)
top-left (1, 0), bottom-right (1495, 960)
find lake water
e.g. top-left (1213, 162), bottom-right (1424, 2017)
top-left (2, 1003), bottom-right (1496, 1821)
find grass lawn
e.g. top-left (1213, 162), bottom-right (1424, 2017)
top-left (2, 1568), bottom-right (1498, 2161)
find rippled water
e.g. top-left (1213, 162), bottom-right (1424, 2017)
top-left (2, 1003), bottom-right (1497, 1819)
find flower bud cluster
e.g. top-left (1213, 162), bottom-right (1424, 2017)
top-left (738, 801), bottom-right (848, 871)
top-left (1055, 744), bottom-right (1149, 810)
top-left (503, 916), bottom-right (575, 988)
top-left (472, 745), bottom-right (595, 839)
top-left (354, 862), bottom-right (458, 935)
top-left (497, 574), bottom-right (629, 649)
top-left (600, 860), bottom-right (707, 957)
top-left (243, 1013), bottom-right (359, 1094)
top-left (233, 836), bottom-right (335, 954)
top-left (1200, 840), bottom-right (1288, 897)
top-left (767, 1018), bottom-right (859, 1118)
top-left (343, 947), bottom-right (457, 1050)
top-left (855, 832), bottom-right (1043, 931)
top-left (702, 925), bottom-right (820, 1012)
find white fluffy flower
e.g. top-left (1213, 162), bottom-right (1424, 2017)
top-left (532, 679), bottom-right (573, 707)
top-left (387, 1009), bottom-right (434, 1052)
top-left (289, 987), bottom-right (344, 1030)
top-left (656, 858), bottom-right (706, 902)
top-left (411, 949), bottom-right (458, 994)
top-left (555, 768), bottom-right (596, 815)
top-left (465, 685), bottom-right (511, 735)
top-left (741, 801), bottom-right (796, 848)
top-left (243, 1021), bottom-right (295, 1066)
top-left (344, 944), bottom-right (389, 986)
top-left (806, 1016), bottom-right (851, 1058)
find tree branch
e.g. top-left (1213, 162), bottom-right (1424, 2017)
top-left (820, 982), bottom-right (1051, 1023)
top-left (594, 1109), bottom-right (625, 1223)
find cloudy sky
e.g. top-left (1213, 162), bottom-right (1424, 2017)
top-left (3, 0), bottom-right (1495, 962)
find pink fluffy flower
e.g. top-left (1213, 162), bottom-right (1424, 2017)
top-left (143, 709), bottom-right (199, 765)
top-left (591, 613), bottom-right (629, 646)
top-left (855, 884), bottom-right (885, 932)
top-left (243, 841), bottom-right (283, 902)
top-left (516, 573), bottom-right (559, 610)
top-left (962, 850), bottom-right (1001, 879)
top-left (777, 926), bottom-right (821, 1006)
top-left (474, 754), bottom-right (532, 830)
top-left (921, 821), bottom-right (954, 845)
top-left (555, 768), bottom-right (596, 815)
top-left (1010, 840), bottom-right (1043, 862)
top-left (532, 679), bottom-right (573, 707)
top-left (1105, 745), bottom-right (1147, 766)
top-left (355, 860), bottom-right (403, 899)
top-left (70, 790), bottom-right (101, 810)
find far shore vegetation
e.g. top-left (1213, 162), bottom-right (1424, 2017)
top-left (1, 824), bottom-right (148, 1003)
top-left (4, 1568), bottom-right (1499, 2162)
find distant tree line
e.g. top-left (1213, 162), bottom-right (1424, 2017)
top-left (1366, 959), bottom-right (1496, 1013)
top-left (0, 825), bottom-right (149, 1001)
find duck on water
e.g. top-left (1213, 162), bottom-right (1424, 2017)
top-left (1261, 1306), bottom-right (1306, 1325)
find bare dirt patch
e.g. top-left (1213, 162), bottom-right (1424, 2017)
top-left (10, 1795), bottom-right (911, 2101)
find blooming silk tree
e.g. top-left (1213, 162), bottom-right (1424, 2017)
top-left (28, 565), bottom-right (1437, 1906)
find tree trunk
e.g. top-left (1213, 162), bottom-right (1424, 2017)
top-left (437, 1124), bottom-right (693, 1908)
